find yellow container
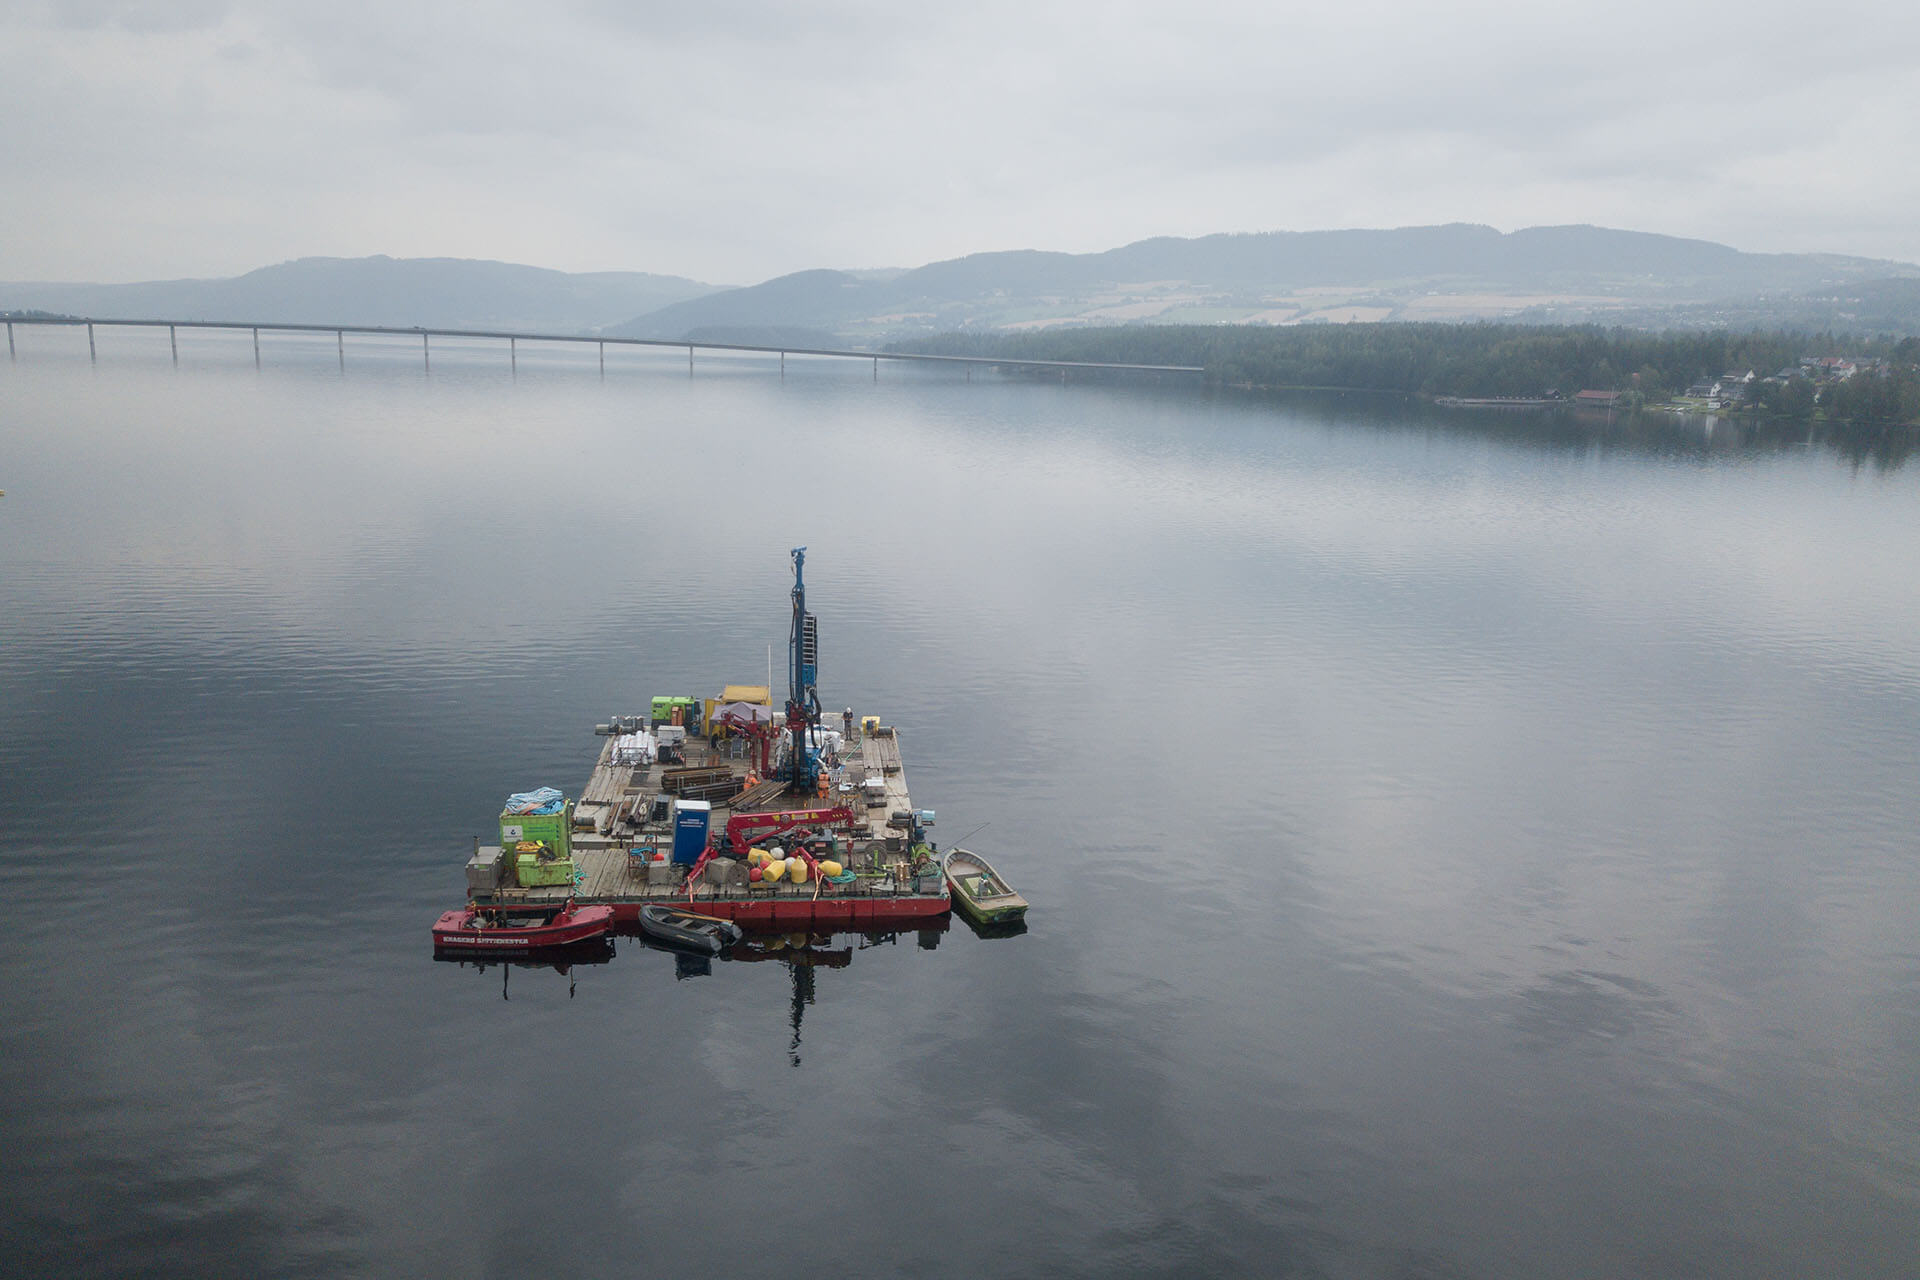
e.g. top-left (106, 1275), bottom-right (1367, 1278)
top-left (790, 862), bottom-right (810, 885)
top-left (819, 859), bottom-right (843, 878)
top-left (861, 716), bottom-right (880, 735)
top-left (747, 849), bottom-right (769, 867)
top-left (763, 859), bottom-right (787, 884)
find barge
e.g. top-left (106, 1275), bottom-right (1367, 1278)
top-left (455, 550), bottom-right (951, 931)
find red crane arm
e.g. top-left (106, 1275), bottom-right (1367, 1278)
top-left (682, 805), bottom-right (859, 892)
top-left (724, 806), bottom-right (857, 857)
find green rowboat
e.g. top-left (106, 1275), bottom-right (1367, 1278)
top-left (943, 848), bottom-right (1028, 925)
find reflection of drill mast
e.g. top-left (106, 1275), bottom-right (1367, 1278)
top-left (785, 546), bottom-right (822, 794)
top-left (788, 960), bottom-right (815, 1068)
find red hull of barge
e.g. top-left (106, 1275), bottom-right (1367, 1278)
top-left (603, 895), bottom-right (948, 928)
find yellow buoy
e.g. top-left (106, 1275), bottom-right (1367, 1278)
top-left (819, 859), bottom-right (843, 878)
top-left (763, 859), bottom-right (787, 883)
top-left (790, 862), bottom-right (810, 885)
top-left (747, 848), bottom-right (769, 868)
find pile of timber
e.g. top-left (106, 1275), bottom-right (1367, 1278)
top-left (661, 765), bottom-right (744, 804)
top-left (731, 778), bottom-right (790, 811)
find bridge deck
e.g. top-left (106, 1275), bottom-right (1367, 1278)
top-left (3, 315), bottom-right (1205, 374)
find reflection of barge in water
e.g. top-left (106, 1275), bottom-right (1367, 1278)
top-left (455, 549), bottom-right (951, 930)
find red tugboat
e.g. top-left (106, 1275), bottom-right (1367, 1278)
top-left (431, 898), bottom-right (615, 952)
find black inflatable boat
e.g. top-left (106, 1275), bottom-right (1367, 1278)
top-left (638, 905), bottom-right (745, 955)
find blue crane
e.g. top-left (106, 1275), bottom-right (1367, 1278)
top-left (785, 547), bottom-right (823, 792)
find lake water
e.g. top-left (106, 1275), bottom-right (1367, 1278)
top-left (3, 329), bottom-right (1918, 1278)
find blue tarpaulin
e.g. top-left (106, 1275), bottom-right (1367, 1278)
top-left (504, 787), bottom-right (565, 815)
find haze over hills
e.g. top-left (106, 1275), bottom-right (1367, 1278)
top-left (613, 224), bottom-right (1920, 342)
top-left (8, 226), bottom-right (1920, 343)
top-left (0, 256), bottom-right (719, 334)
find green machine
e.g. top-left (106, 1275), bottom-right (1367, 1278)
top-left (650, 695), bottom-right (696, 727)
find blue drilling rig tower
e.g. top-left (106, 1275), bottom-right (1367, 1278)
top-left (785, 547), bottom-right (823, 792)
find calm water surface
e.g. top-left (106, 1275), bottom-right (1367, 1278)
top-left (3, 331), bottom-right (1918, 1278)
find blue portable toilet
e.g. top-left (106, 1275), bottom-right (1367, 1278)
top-left (671, 798), bottom-right (712, 865)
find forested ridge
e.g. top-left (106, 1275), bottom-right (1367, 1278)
top-left (894, 324), bottom-right (1920, 425)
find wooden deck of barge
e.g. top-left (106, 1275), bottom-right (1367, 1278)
top-left (469, 723), bottom-right (949, 927)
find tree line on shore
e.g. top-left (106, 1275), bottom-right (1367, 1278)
top-left (894, 324), bottom-right (1920, 426)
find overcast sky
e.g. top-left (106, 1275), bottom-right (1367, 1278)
top-left (5, 0), bottom-right (1919, 285)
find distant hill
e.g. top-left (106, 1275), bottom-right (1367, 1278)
top-left (13, 228), bottom-right (1918, 343)
top-left (610, 224), bottom-right (1920, 342)
top-left (614, 268), bottom-right (869, 338)
top-left (0, 256), bottom-right (720, 333)
top-left (1516, 277), bottom-right (1920, 338)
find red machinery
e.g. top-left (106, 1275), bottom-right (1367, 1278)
top-left (723, 805), bottom-right (857, 859)
top-left (715, 709), bottom-right (777, 776)
top-left (683, 805), bottom-right (858, 891)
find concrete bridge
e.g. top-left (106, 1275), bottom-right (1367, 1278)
top-left (2, 315), bottom-right (1206, 379)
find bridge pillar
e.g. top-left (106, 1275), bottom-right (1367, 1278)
top-left (688, 345), bottom-right (693, 375)
top-left (252, 327), bottom-right (259, 368)
top-left (423, 331), bottom-right (429, 373)
top-left (599, 341), bottom-right (604, 378)
top-left (337, 330), bottom-right (344, 370)
top-left (88, 322), bottom-right (96, 363)
top-left (780, 351), bottom-right (785, 378)
top-left (170, 324), bottom-right (177, 366)
top-left (873, 356), bottom-right (878, 381)
top-left (7, 320), bottom-right (14, 361)
top-left (510, 336), bottom-right (517, 376)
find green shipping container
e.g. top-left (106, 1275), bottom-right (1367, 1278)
top-left (500, 806), bottom-right (571, 859)
top-left (515, 853), bottom-right (577, 887)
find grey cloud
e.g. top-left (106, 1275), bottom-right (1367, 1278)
top-left (44, 0), bottom-right (231, 34)
top-left (3, 0), bottom-right (1918, 283)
